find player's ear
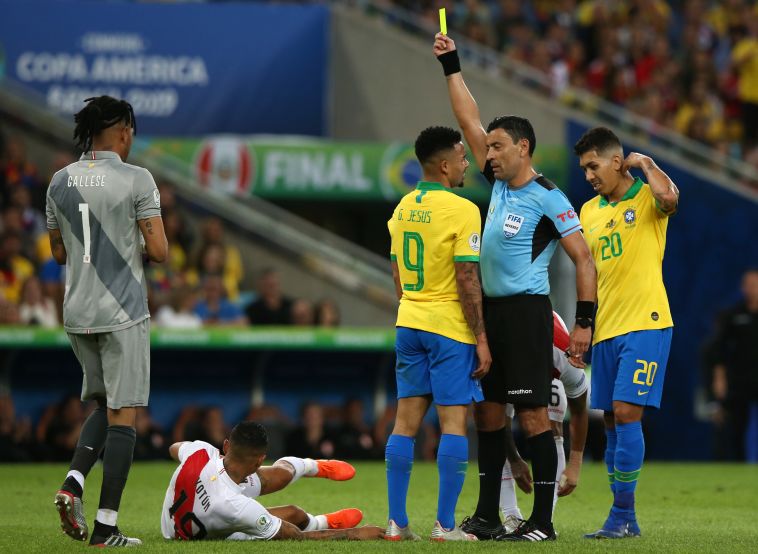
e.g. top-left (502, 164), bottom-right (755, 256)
top-left (439, 157), bottom-right (449, 176)
top-left (222, 439), bottom-right (230, 455)
top-left (611, 152), bottom-right (624, 171)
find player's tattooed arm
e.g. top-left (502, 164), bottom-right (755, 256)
top-left (48, 229), bottom-right (67, 264)
top-left (455, 261), bottom-right (491, 378)
top-left (623, 152), bottom-right (679, 214)
top-left (455, 262), bottom-right (485, 336)
top-left (138, 216), bottom-right (168, 263)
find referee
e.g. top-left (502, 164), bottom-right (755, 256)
top-left (433, 34), bottom-right (597, 542)
top-left (49, 96), bottom-right (167, 547)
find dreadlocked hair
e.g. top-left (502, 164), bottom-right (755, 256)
top-left (73, 96), bottom-right (136, 153)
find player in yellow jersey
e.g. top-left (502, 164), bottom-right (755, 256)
top-left (574, 127), bottom-right (679, 539)
top-left (384, 126), bottom-right (491, 542)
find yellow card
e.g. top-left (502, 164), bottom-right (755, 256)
top-left (439, 8), bottom-right (447, 36)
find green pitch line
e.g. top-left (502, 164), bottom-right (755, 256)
top-left (1, 461), bottom-right (757, 552)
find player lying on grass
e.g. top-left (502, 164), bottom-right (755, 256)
top-left (161, 421), bottom-right (384, 541)
top-left (498, 311), bottom-right (590, 535)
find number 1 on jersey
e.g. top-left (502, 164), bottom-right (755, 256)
top-left (78, 203), bottom-right (91, 263)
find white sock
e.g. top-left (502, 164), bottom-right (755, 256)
top-left (66, 470), bottom-right (85, 491)
top-left (275, 457), bottom-right (318, 482)
top-left (554, 436), bottom-right (566, 515)
top-left (303, 458), bottom-right (319, 476)
top-left (96, 509), bottom-right (118, 527)
top-left (303, 513), bottom-right (328, 531)
top-left (499, 460), bottom-right (523, 518)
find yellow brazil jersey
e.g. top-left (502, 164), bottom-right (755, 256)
top-left (388, 182), bottom-right (481, 344)
top-left (579, 178), bottom-right (673, 344)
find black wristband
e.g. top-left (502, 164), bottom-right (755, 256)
top-left (575, 300), bottom-right (594, 320)
top-left (437, 50), bottom-right (461, 76)
top-left (576, 301), bottom-right (595, 328)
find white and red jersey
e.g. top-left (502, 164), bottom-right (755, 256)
top-left (161, 441), bottom-right (281, 541)
top-left (507, 312), bottom-right (588, 422)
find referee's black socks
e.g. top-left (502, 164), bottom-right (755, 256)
top-left (527, 430), bottom-right (558, 527)
top-left (474, 427), bottom-right (507, 522)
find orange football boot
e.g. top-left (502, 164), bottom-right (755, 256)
top-left (325, 508), bottom-right (363, 529)
top-left (314, 459), bottom-right (356, 481)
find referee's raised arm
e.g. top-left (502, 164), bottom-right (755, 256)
top-left (434, 33), bottom-right (488, 172)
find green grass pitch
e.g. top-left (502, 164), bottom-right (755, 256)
top-left (2, 461), bottom-right (757, 552)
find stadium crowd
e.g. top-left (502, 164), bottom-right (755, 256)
top-left (384, 0), bottom-right (758, 174)
top-left (0, 131), bottom-right (341, 329)
top-left (0, 395), bottom-right (443, 463)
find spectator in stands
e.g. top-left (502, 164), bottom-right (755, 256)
top-left (335, 398), bottom-right (376, 460)
top-left (246, 404), bottom-right (291, 460)
top-left (196, 407), bottom-right (228, 449)
top-left (2, 206), bottom-right (37, 262)
top-left (674, 78), bottom-right (726, 147)
top-left (193, 274), bottom-right (247, 326)
top-left (732, 8), bottom-right (758, 150)
top-left (0, 394), bottom-right (33, 462)
top-left (315, 298), bottom-right (341, 327)
top-left (197, 217), bottom-right (243, 300)
top-left (0, 135), bottom-right (44, 205)
top-left (188, 242), bottom-right (239, 300)
top-left (246, 268), bottom-right (293, 326)
top-left (703, 268), bottom-right (758, 461)
top-left (37, 395), bottom-right (85, 462)
top-left (147, 210), bottom-right (191, 311)
top-left (133, 407), bottom-right (168, 461)
top-left (9, 186), bottom-right (46, 240)
top-left (156, 182), bottom-right (194, 252)
top-left (291, 298), bottom-right (315, 326)
top-left (173, 406), bottom-right (228, 449)
top-left (285, 402), bottom-right (336, 459)
top-left (0, 232), bottom-right (34, 304)
top-left (154, 285), bottom-right (203, 329)
top-left (0, 298), bottom-right (20, 325)
top-left (18, 276), bottom-right (58, 327)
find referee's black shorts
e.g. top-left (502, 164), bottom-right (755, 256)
top-left (480, 294), bottom-right (553, 406)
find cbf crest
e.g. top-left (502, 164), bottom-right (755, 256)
top-left (624, 208), bottom-right (636, 225)
top-left (503, 213), bottom-right (524, 238)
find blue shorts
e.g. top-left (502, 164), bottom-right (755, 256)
top-left (395, 327), bottom-right (484, 406)
top-left (591, 327), bottom-right (672, 412)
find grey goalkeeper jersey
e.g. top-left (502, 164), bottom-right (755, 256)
top-left (46, 151), bottom-right (162, 333)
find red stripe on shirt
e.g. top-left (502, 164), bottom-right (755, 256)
top-left (173, 449), bottom-right (210, 540)
top-left (553, 312), bottom-right (570, 351)
top-left (560, 223), bottom-right (582, 236)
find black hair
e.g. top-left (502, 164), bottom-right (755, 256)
top-left (414, 126), bottom-right (462, 165)
top-left (486, 115), bottom-right (536, 156)
top-left (573, 126), bottom-right (622, 157)
top-left (229, 421), bottom-right (268, 453)
top-left (73, 95), bottom-right (136, 152)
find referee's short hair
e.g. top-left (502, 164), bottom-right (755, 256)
top-left (229, 421), bottom-right (268, 454)
top-left (414, 126), bottom-right (462, 165)
top-left (486, 116), bottom-right (536, 156)
top-left (574, 127), bottom-right (623, 157)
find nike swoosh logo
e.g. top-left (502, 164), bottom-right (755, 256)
top-left (84, 446), bottom-right (94, 450)
top-left (637, 390), bottom-right (649, 396)
top-left (589, 226), bottom-right (599, 233)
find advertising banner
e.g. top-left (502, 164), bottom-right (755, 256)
top-left (145, 136), bottom-right (568, 203)
top-left (0, 1), bottom-right (329, 136)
